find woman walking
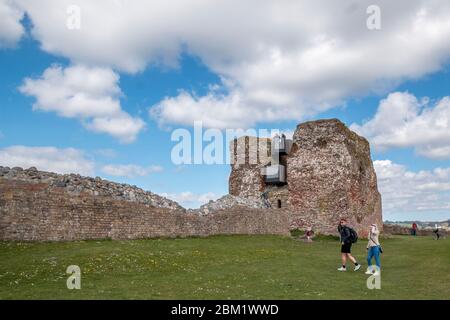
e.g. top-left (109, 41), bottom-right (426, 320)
top-left (366, 223), bottom-right (381, 275)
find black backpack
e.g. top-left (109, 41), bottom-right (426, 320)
top-left (348, 227), bottom-right (358, 243)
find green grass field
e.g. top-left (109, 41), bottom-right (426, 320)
top-left (0, 235), bottom-right (448, 299)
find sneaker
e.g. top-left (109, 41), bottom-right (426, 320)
top-left (354, 264), bottom-right (361, 271)
top-left (337, 267), bottom-right (347, 271)
top-left (365, 268), bottom-right (373, 275)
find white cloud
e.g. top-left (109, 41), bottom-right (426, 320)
top-left (150, 91), bottom-right (254, 129)
top-left (94, 149), bottom-right (118, 158)
top-left (0, 0), bottom-right (24, 47)
top-left (85, 114), bottom-right (145, 144)
top-left (416, 145), bottom-right (450, 160)
top-left (101, 164), bottom-right (163, 178)
top-left (9, 0), bottom-right (450, 128)
top-left (0, 145), bottom-right (94, 175)
top-left (374, 160), bottom-right (450, 219)
top-left (160, 191), bottom-right (219, 208)
top-left (351, 92), bottom-right (450, 159)
top-left (19, 64), bottom-right (145, 143)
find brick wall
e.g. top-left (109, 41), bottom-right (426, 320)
top-left (0, 179), bottom-right (290, 241)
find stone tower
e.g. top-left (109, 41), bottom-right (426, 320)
top-left (229, 136), bottom-right (271, 200)
top-left (228, 119), bottom-right (383, 237)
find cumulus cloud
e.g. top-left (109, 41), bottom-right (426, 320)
top-left (374, 160), bottom-right (450, 219)
top-left (101, 164), bottom-right (163, 178)
top-left (8, 0), bottom-right (450, 128)
top-left (161, 191), bottom-right (219, 208)
top-left (351, 92), bottom-right (450, 159)
top-left (0, 145), bottom-right (94, 175)
top-left (19, 64), bottom-right (145, 143)
top-left (150, 91), bottom-right (254, 129)
top-left (0, 0), bottom-right (24, 47)
top-left (94, 149), bottom-right (118, 158)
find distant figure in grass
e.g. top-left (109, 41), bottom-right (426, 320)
top-left (411, 222), bottom-right (418, 236)
top-left (433, 227), bottom-right (441, 240)
top-left (365, 223), bottom-right (382, 275)
top-left (294, 227), bottom-right (314, 242)
top-left (337, 218), bottom-right (361, 272)
top-left (305, 227), bottom-right (314, 242)
top-left (298, 227), bottom-right (314, 242)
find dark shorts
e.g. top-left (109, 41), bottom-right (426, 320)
top-left (341, 242), bottom-right (352, 253)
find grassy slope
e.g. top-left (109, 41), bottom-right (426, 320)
top-left (0, 235), bottom-right (448, 299)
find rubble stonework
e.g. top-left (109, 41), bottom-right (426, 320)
top-left (0, 166), bottom-right (183, 211)
top-left (0, 118), bottom-right (382, 241)
top-left (189, 194), bottom-right (267, 215)
top-left (229, 119), bottom-right (383, 237)
top-left (228, 136), bottom-right (271, 200)
top-left (0, 178), bottom-right (289, 241)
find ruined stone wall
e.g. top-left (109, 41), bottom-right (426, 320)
top-left (228, 119), bottom-right (383, 238)
top-left (0, 166), bottom-right (182, 210)
top-left (229, 136), bottom-right (271, 200)
top-left (287, 119), bottom-right (382, 237)
top-left (265, 185), bottom-right (290, 209)
top-left (0, 178), bottom-right (290, 241)
top-left (1, 119), bottom-right (383, 241)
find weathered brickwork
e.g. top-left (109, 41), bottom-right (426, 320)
top-left (229, 136), bottom-right (271, 200)
top-left (229, 119), bottom-right (383, 238)
top-left (0, 166), bottom-right (182, 210)
top-left (0, 119), bottom-right (382, 241)
top-left (264, 185), bottom-right (290, 209)
top-left (0, 179), bottom-right (290, 241)
top-left (287, 119), bottom-right (382, 237)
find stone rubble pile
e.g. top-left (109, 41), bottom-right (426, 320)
top-left (189, 194), bottom-right (267, 215)
top-left (0, 166), bottom-right (184, 211)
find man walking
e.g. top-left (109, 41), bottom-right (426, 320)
top-left (433, 227), bottom-right (441, 240)
top-left (337, 218), bottom-right (361, 272)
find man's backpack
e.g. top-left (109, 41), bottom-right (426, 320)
top-left (349, 227), bottom-right (358, 243)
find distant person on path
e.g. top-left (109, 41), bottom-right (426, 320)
top-left (411, 222), bottom-right (418, 236)
top-left (433, 227), bottom-right (441, 240)
top-left (337, 219), bottom-right (361, 272)
top-left (365, 224), bottom-right (382, 275)
top-left (305, 227), bottom-right (314, 242)
top-left (296, 227), bottom-right (314, 242)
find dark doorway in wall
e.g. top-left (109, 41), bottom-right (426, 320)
top-left (277, 199), bottom-right (282, 208)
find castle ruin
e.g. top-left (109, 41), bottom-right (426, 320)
top-left (0, 118), bottom-right (382, 241)
top-left (229, 119), bottom-right (383, 237)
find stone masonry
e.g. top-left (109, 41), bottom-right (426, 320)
top-left (0, 177), bottom-right (289, 241)
top-left (228, 136), bottom-right (271, 200)
top-left (0, 166), bottom-right (183, 210)
top-left (229, 119), bottom-right (383, 237)
top-left (0, 118), bottom-right (382, 241)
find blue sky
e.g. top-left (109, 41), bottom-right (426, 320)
top-left (1, 1), bottom-right (450, 221)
